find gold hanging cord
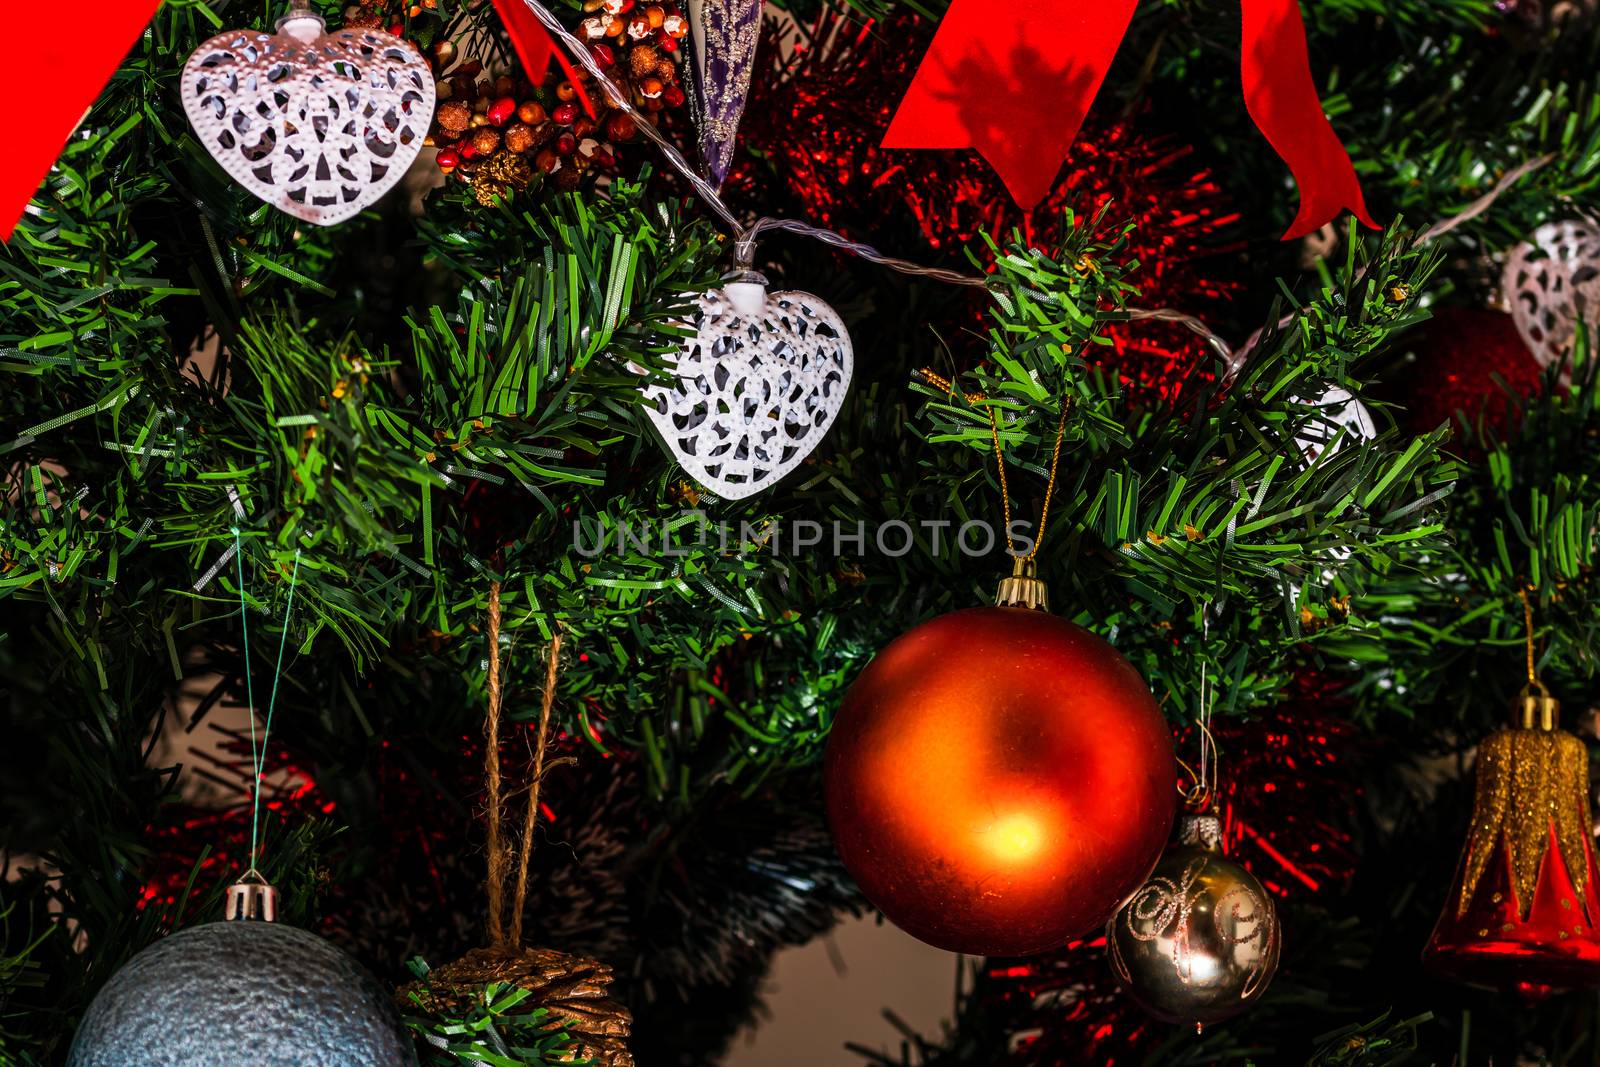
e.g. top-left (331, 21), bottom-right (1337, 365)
top-left (916, 368), bottom-right (1068, 563)
top-left (1174, 609), bottom-right (1220, 811)
top-left (1517, 587), bottom-right (1557, 731)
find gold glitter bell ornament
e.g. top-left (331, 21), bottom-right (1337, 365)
top-left (1107, 811), bottom-right (1281, 1031)
top-left (1422, 680), bottom-right (1600, 996)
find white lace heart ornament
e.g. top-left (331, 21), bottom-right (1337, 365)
top-left (181, 10), bottom-right (435, 226)
top-left (1294, 384), bottom-right (1375, 464)
top-left (643, 282), bottom-right (853, 500)
top-left (1502, 219), bottom-right (1600, 380)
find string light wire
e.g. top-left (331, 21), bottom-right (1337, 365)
top-left (514, 0), bottom-right (1552, 363)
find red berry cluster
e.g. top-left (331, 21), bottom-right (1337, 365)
top-left (578, 0), bottom-right (690, 113)
top-left (414, 0), bottom-right (688, 203)
top-left (430, 62), bottom-right (621, 202)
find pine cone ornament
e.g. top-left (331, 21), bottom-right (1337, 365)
top-left (400, 946), bottom-right (634, 1067)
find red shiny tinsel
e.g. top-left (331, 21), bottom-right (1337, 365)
top-left (974, 695), bottom-right (1363, 1064)
top-left (725, 14), bottom-right (1241, 400)
top-left (138, 707), bottom-right (611, 979)
top-left (140, 727), bottom-right (329, 921)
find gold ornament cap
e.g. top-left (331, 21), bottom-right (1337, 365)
top-left (1517, 679), bottom-right (1560, 731)
top-left (224, 869), bottom-right (279, 923)
top-left (1177, 812), bottom-right (1224, 852)
top-left (995, 556), bottom-right (1049, 611)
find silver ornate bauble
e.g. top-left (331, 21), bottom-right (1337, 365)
top-left (1107, 813), bottom-right (1281, 1031)
top-left (67, 919), bottom-right (416, 1066)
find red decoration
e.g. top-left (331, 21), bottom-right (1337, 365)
top-left (0, 0), bottom-right (163, 240)
top-left (488, 96), bottom-right (518, 126)
top-left (1390, 308), bottom-right (1542, 446)
top-left (824, 606), bottom-right (1176, 956)
top-left (1426, 825), bottom-right (1600, 997)
top-left (1423, 690), bottom-right (1600, 997)
top-left (727, 14), bottom-right (1241, 403)
top-left (881, 0), bottom-right (1375, 239)
top-left (490, 0), bottom-right (596, 119)
top-left (881, 0), bottom-right (1137, 212)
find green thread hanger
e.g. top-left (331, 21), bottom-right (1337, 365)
top-left (231, 526), bottom-right (303, 867)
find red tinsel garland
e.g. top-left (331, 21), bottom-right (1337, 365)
top-left (724, 13), bottom-right (1241, 400)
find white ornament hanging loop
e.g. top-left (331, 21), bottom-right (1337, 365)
top-left (643, 280), bottom-right (853, 499)
top-left (181, 8), bottom-right (436, 226)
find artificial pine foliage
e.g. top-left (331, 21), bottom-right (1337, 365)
top-left (3, 0), bottom-right (1600, 1064)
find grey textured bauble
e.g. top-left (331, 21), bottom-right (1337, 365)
top-left (68, 921), bottom-right (416, 1067)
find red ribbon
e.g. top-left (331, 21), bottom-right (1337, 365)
top-left (491, 0), bottom-right (596, 120)
top-left (883, 0), bottom-right (1376, 241)
top-left (1, 0), bottom-right (163, 240)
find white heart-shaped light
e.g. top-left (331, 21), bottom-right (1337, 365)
top-left (181, 11), bottom-right (436, 226)
top-left (643, 282), bottom-right (853, 500)
top-left (1291, 384), bottom-right (1376, 588)
top-left (1503, 219), bottom-right (1600, 380)
top-left (1294, 384), bottom-right (1375, 464)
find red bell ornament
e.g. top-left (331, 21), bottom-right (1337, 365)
top-left (1423, 682), bottom-right (1600, 996)
top-left (824, 561), bottom-right (1177, 956)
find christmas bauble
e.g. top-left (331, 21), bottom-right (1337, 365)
top-left (824, 602), bottom-right (1177, 956)
top-left (1108, 813), bottom-right (1281, 1029)
top-left (68, 920), bottom-right (415, 1066)
top-left (1392, 308), bottom-right (1541, 443)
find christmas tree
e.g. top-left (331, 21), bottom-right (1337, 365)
top-left (3, 0), bottom-right (1600, 1063)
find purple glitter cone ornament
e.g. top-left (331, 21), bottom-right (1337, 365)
top-left (688, 0), bottom-right (762, 185)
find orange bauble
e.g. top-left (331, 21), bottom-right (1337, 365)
top-left (825, 604), bottom-right (1177, 956)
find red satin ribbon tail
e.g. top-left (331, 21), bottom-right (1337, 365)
top-left (881, 0), bottom-right (1138, 210)
top-left (1, 0), bottom-right (163, 241)
top-left (1239, 0), bottom-right (1379, 241)
top-left (493, 0), bottom-right (597, 120)
top-left (550, 49), bottom-right (597, 120)
top-left (1279, 148), bottom-right (1377, 242)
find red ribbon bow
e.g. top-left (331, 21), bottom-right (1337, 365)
top-left (882, 0), bottom-right (1377, 241)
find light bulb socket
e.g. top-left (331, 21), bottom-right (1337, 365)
top-left (276, 9), bottom-right (326, 42)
